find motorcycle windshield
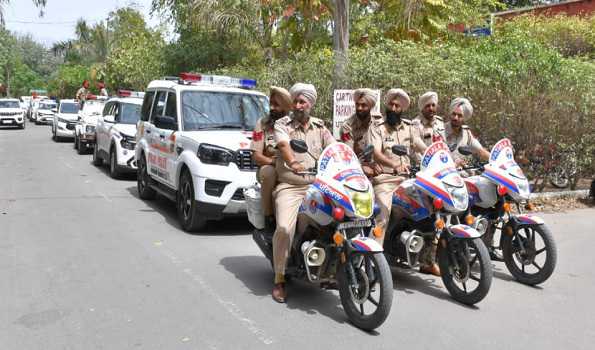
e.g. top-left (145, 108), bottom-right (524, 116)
top-left (315, 143), bottom-right (373, 217)
top-left (485, 138), bottom-right (530, 198)
top-left (417, 141), bottom-right (467, 211)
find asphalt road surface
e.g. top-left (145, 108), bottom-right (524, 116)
top-left (2, 123), bottom-right (594, 350)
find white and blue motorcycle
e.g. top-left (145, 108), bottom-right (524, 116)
top-left (253, 141), bottom-right (393, 330)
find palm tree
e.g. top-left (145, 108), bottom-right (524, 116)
top-left (0, 0), bottom-right (47, 24)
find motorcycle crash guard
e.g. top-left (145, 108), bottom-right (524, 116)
top-left (448, 224), bottom-right (482, 239)
top-left (350, 237), bottom-right (384, 253)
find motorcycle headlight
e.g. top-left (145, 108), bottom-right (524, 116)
top-left (198, 143), bottom-right (235, 166)
top-left (446, 185), bottom-right (468, 211)
top-left (347, 189), bottom-right (373, 218)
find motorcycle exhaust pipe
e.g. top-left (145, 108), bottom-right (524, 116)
top-left (400, 231), bottom-right (424, 254)
top-left (301, 241), bottom-right (326, 267)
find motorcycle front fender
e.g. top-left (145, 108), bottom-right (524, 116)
top-left (349, 237), bottom-right (384, 253)
top-left (448, 224), bottom-right (483, 239)
top-left (515, 214), bottom-right (545, 225)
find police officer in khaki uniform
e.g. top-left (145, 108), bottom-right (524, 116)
top-left (445, 97), bottom-right (490, 171)
top-left (412, 91), bottom-right (446, 157)
top-left (368, 89), bottom-right (426, 245)
top-left (339, 88), bottom-right (382, 176)
top-left (251, 86), bottom-right (292, 233)
top-left (75, 80), bottom-right (90, 105)
top-left (271, 83), bottom-right (335, 303)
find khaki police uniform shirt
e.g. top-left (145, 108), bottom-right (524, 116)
top-left (339, 113), bottom-right (382, 156)
top-left (412, 115), bottom-right (446, 146)
top-left (445, 122), bottom-right (483, 161)
top-left (274, 115), bottom-right (335, 185)
top-left (76, 87), bottom-right (88, 101)
top-left (250, 117), bottom-right (277, 158)
top-left (367, 119), bottom-right (425, 183)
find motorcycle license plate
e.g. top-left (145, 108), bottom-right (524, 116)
top-left (337, 219), bottom-right (372, 230)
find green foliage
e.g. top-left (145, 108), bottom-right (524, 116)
top-left (46, 64), bottom-right (90, 98)
top-left (496, 14), bottom-right (595, 58)
top-left (104, 8), bottom-right (164, 90)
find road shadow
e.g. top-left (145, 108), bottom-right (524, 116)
top-left (220, 255), bottom-right (378, 334)
top-left (126, 186), bottom-right (253, 236)
top-left (390, 266), bottom-right (479, 310)
top-left (93, 162), bottom-right (136, 181)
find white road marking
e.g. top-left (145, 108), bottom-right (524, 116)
top-left (99, 192), bottom-right (112, 202)
top-left (158, 248), bottom-right (274, 345)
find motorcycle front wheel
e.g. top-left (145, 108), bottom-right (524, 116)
top-left (337, 252), bottom-right (393, 331)
top-left (501, 224), bottom-right (557, 285)
top-left (438, 237), bottom-right (493, 305)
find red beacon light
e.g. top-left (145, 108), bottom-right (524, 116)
top-left (433, 198), bottom-right (444, 210)
top-left (179, 72), bottom-right (202, 82)
top-left (117, 90), bottom-right (145, 98)
top-left (178, 72), bottom-right (257, 90)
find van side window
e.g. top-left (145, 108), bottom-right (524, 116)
top-left (151, 91), bottom-right (167, 122)
top-left (140, 91), bottom-right (155, 121)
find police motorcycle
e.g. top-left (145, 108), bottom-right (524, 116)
top-left (384, 141), bottom-right (493, 305)
top-left (457, 138), bottom-right (557, 285)
top-left (253, 141), bottom-right (394, 331)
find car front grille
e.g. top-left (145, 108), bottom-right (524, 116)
top-left (0, 112), bottom-right (21, 116)
top-left (235, 150), bottom-right (257, 171)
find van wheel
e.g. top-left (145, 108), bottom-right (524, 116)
top-left (137, 154), bottom-right (156, 200)
top-left (177, 170), bottom-right (206, 232)
top-left (109, 147), bottom-right (121, 179)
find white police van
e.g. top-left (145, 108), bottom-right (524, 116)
top-left (135, 73), bottom-right (268, 231)
top-left (93, 90), bottom-right (144, 178)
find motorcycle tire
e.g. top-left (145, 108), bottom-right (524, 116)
top-left (438, 237), bottom-right (493, 305)
top-left (501, 224), bottom-right (557, 285)
top-left (338, 252), bottom-right (393, 331)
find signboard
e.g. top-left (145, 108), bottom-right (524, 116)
top-left (332, 89), bottom-right (381, 139)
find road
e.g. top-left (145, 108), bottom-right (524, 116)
top-left (1, 123), bottom-right (594, 350)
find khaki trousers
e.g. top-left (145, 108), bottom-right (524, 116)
top-left (372, 174), bottom-right (404, 245)
top-left (272, 183), bottom-right (309, 281)
top-left (257, 165), bottom-right (277, 217)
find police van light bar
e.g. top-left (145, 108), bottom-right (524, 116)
top-left (178, 72), bottom-right (257, 90)
top-left (118, 90), bottom-right (145, 98)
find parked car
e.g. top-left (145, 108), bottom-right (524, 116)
top-left (33, 100), bottom-right (57, 125)
top-left (74, 98), bottom-right (106, 154)
top-left (51, 99), bottom-right (80, 141)
top-left (0, 98), bottom-right (25, 129)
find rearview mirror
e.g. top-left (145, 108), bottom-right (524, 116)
top-left (104, 115), bottom-right (115, 123)
top-left (51, 108), bottom-right (57, 113)
top-left (391, 145), bottom-right (408, 156)
top-left (290, 139), bottom-right (308, 154)
top-left (360, 144), bottom-right (374, 161)
top-left (155, 115), bottom-right (178, 131)
top-left (458, 146), bottom-right (475, 156)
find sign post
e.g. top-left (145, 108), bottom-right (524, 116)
top-left (332, 89), bottom-right (381, 139)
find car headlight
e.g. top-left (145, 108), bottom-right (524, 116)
top-left (57, 117), bottom-right (69, 123)
top-left (118, 133), bottom-right (136, 150)
top-left (85, 125), bottom-right (95, 133)
top-left (446, 185), bottom-right (468, 211)
top-left (346, 188), bottom-right (373, 218)
top-left (198, 143), bottom-right (235, 166)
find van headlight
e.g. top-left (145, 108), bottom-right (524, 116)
top-left (198, 143), bottom-right (235, 166)
top-left (346, 189), bottom-right (373, 218)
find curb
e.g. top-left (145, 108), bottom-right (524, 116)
top-left (531, 190), bottom-right (589, 200)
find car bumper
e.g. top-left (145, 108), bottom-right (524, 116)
top-left (193, 170), bottom-right (257, 215)
top-left (79, 133), bottom-right (96, 146)
top-left (56, 127), bottom-right (75, 138)
top-left (118, 147), bottom-right (137, 170)
top-left (38, 116), bottom-right (54, 123)
top-left (0, 117), bottom-right (24, 126)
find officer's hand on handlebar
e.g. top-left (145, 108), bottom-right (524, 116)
top-left (455, 158), bottom-right (467, 169)
top-left (290, 161), bottom-right (306, 173)
top-left (393, 164), bottom-right (410, 176)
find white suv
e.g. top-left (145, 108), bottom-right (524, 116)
top-left (135, 73), bottom-right (267, 232)
top-left (52, 99), bottom-right (80, 141)
top-left (0, 99), bottom-right (25, 129)
top-left (33, 99), bottom-right (57, 125)
top-left (74, 99), bottom-right (106, 154)
top-left (93, 91), bottom-right (144, 178)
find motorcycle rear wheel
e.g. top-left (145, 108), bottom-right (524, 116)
top-left (438, 237), bottom-right (493, 305)
top-left (338, 252), bottom-right (393, 331)
top-left (502, 224), bottom-right (556, 285)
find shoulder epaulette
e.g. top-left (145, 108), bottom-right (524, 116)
top-left (401, 118), bottom-right (412, 125)
top-left (310, 117), bottom-right (325, 127)
top-left (462, 125), bottom-right (469, 129)
top-left (435, 116), bottom-right (443, 121)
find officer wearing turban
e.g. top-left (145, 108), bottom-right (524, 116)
top-left (445, 97), bottom-right (490, 169)
top-left (271, 82), bottom-right (335, 303)
top-left (339, 88), bottom-right (382, 176)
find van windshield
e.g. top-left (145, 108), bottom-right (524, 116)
top-left (181, 91), bottom-right (268, 131)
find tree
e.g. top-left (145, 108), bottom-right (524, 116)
top-left (104, 8), bottom-right (164, 90)
top-left (332, 0), bottom-right (350, 89)
top-left (51, 19), bottom-right (110, 65)
top-left (0, 0), bottom-right (46, 24)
